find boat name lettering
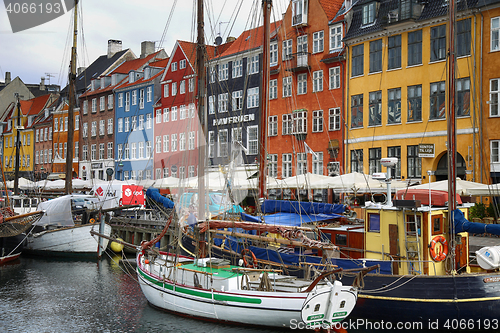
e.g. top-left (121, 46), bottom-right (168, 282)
top-left (306, 314), bottom-right (324, 321)
top-left (213, 114), bottom-right (255, 126)
top-left (332, 311), bottom-right (347, 318)
top-left (483, 276), bottom-right (500, 283)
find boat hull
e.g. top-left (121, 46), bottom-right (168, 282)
top-left (340, 273), bottom-right (500, 324)
top-left (137, 253), bottom-right (357, 328)
top-left (0, 234), bottom-right (24, 264)
top-left (24, 223), bottom-right (112, 258)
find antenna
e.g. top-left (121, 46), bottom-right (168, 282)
top-left (45, 73), bottom-right (56, 85)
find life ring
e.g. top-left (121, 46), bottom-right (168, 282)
top-left (89, 218), bottom-right (96, 224)
top-left (429, 235), bottom-right (448, 262)
top-left (241, 248), bottom-right (257, 268)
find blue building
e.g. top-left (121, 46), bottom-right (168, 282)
top-left (114, 62), bottom-right (166, 181)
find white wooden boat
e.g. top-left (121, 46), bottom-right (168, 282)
top-left (24, 195), bottom-right (111, 258)
top-left (137, 252), bottom-right (358, 328)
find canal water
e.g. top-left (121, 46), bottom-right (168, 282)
top-left (0, 253), bottom-right (278, 333)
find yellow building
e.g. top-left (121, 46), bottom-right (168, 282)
top-left (2, 94), bottom-right (57, 179)
top-left (343, 1), bottom-right (482, 184)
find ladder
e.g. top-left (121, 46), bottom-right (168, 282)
top-left (403, 207), bottom-right (422, 274)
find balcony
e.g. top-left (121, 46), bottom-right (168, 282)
top-left (285, 52), bottom-right (310, 73)
top-left (381, 0), bottom-right (422, 26)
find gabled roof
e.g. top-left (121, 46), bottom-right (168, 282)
top-left (115, 67), bottom-right (165, 90)
top-left (319, 0), bottom-right (344, 22)
top-left (149, 58), bottom-right (170, 68)
top-left (24, 94), bottom-right (51, 116)
top-left (218, 20), bottom-right (282, 58)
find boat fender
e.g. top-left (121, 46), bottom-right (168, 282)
top-left (241, 248), bottom-right (257, 268)
top-left (429, 235), bottom-right (448, 262)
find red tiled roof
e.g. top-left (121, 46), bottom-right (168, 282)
top-left (219, 20), bottom-right (282, 58)
top-left (150, 58), bottom-right (169, 68)
top-left (116, 68), bottom-right (165, 90)
top-left (112, 50), bottom-right (162, 74)
top-left (25, 94), bottom-right (51, 116)
top-left (177, 40), bottom-right (198, 67)
top-left (319, 0), bottom-right (344, 22)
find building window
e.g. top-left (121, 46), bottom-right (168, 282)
top-left (369, 39), bottom-right (382, 73)
top-left (431, 24), bottom-right (446, 62)
top-left (209, 66), bottom-right (216, 83)
top-left (172, 82), bottom-right (177, 96)
top-left (387, 88), bottom-right (401, 124)
top-left (292, 0), bottom-right (307, 26)
top-left (130, 143), bottom-right (136, 159)
top-left (179, 133), bottom-right (186, 151)
top-left (118, 144), bottom-right (123, 159)
top-left (54, 118), bottom-right (58, 132)
top-left (125, 92), bottom-right (130, 111)
top-left (163, 168), bottom-right (169, 178)
top-left (132, 90), bottom-right (137, 105)
top-left (387, 146), bottom-right (401, 179)
top-left (329, 66), bottom-right (340, 90)
top-left (430, 81), bottom-right (446, 120)
top-left (388, 35), bottom-right (401, 70)
top-left (218, 129), bottom-right (228, 157)
top-left (247, 126), bottom-right (258, 155)
top-left (369, 91), bottom-right (382, 127)
top-left (91, 121), bottom-right (97, 137)
top-left (283, 39), bottom-right (293, 60)
top-left (368, 213), bottom-right (380, 232)
top-left (83, 123), bottom-right (88, 138)
top-left (362, 2), bottom-right (376, 25)
top-left (408, 30), bottom-right (422, 66)
top-left (181, 105), bottom-right (187, 120)
top-left (107, 142), bottom-right (113, 159)
top-left (163, 108), bottom-right (169, 122)
top-left (313, 30), bottom-right (324, 53)
top-left (180, 59), bottom-right (186, 69)
top-left (247, 87), bottom-right (259, 109)
top-left (283, 76), bottom-right (292, 97)
top-left (270, 79), bottom-right (278, 100)
top-left (124, 143), bottom-right (129, 159)
top-left (99, 120), bottom-right (105, 136)
top-left (407, 145), bottom-right (421, 178)
top-left (107, 118), bottom-right (113, 134)
top-left (270, 42), bottom-right (278, 66)
top-left (155, 136), bottom-right (161, 153)
top-left (219, 63), bottom-right (228, 81)
top-left (312, 70), bottom-right (323, 92)
top-left (232, 59), bottom-right (243, 78)
top-left (209, 96), bottom-right (215, 114)
top-left (83, 100), bottom-right (88, 114)
top-left (492, 140), bottom-right (500, 163)
top-left (217, 93), bottom-right (228, 113)
top-left (282, 153), bottom-right (292, 178)
top-left (368, 147), bottom-right (381, 174)
top-left (330, 24), bottom-right (342, 51)
top-left (164, 84), bottom-right (169, 97)
top-left (92, 98), bottom-right (97, 113)
top-left (100, 96), bottom-right (105, 111)
top-left (269, 116), bottom-right (278, 136)
top-left (139, 142), bottom-right (145, 158)
top-left (329, 108), bottom-right (340, 131)
top-left (293, 111), bottom-right (307, 134)
top-left (171, 62), bottom-right (177, 71)
top-left (99, 143), bottom-right (104, 160)
top-left (457, 19), bottom-right (471, 57)
top-left (312, 152), bottom-right (323, 175)
top-left (492, 17), bottom-right (500, 51)
top-left (163, 135), bottom-right (169, 153)
top-left (490, 79), bottom-right (500, 117)
top-left (297, 73), bottom-right (307, 95)
top-left (297, 152), bottom-right (307, 175)
top-left (456, 77), bottom-right (470, 117)
top-left (156, 109), bottom-right (161, 123)
top-left (297, 35), bottom-right (308, 66)
top-left (189, 103), bottom-right (195, 118)
top-left (407, 85), bottom-right (422, 122)
top-left (171, 106), bottom-right (177, 121)
top-left (124, 117), bottom-right (130, 132)
top-left (146, 141), bottom-right (152, 157)
top-left (351, 94), bottom-right (363, 128)
top-left (352, 44), bottom-right (364, 77)
top-left (189, 78), bottom-right (195, 92)
top-left (139, 89), bottom-right (145, 108)
top-left (232, 127), bottom-right (242, 146)
top-left (282, 114), bottom-right (293, 135)
top-left (248, 55), bottom-right (259, 75)
top-left (350, 149), bottom-right (363, 173)
top-left (147, 87), bottom-right (152, 102)
top-left (208, 131), bottom-right (215, 158)
top-left (188, 131), bottom-right (195, 150)
top-left (268, 154), bottom-right (278, 178)
top-left (312, 110), bottom-right (323, 132)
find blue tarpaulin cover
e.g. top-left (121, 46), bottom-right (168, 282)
top-left (453, 209), bottom-right (500, 235)
top-left (262, 200), bottom-right (345, 215)
top-left (146, 188), bottom-right (175, 209)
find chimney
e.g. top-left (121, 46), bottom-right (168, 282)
top-left (140, 41), bottom-right (156, 59)
top-left (108, 39), bottom-right (122, 58)
top-left (5, 72), bottom-right (11, 84)
top-left (40, 77), bottom-right (46, 90)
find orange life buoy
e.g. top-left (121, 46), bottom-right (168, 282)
top-left (241, 248), bottom-right (257, 268)
top-left (429, 235), bottom-right (448, 262)
top-left (89, 218), bottom-right (96, 224)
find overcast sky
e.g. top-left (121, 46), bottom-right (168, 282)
top-left (0, 0), bottom-right (289, 90)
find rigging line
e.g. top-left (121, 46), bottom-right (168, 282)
top-left (159, 0), bottom-right (178, 49)
top-left (57, 5), bottom-right (73, 87)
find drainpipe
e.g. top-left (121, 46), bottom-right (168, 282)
top-left (479, 10), bottom-right (484, 183)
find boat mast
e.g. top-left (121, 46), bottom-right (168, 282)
top-left (258, 0), bottom-right (272, 200)
top-left (13, 94), bottom-right (21, 195)
top-left (447, 0), bottom-right (457, 272)
top-left (65, 0), bottom-right (77, 194)
top-left (197, 0), bottom-right (207, 222)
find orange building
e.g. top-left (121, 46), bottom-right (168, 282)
top-left (267, 0), bottom-right (346, 188)
top-left (51, 101), bottom-right (80, 179)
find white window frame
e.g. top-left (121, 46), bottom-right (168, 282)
top-left (329, 24), bottom-right (343, 51)
top-left (312, 110), bottom-right (323, 133)
top-left (283, 39), bottom-right (293, 60)
top-left (247, 125), bottom-right (258, 155)
top-left (248, 55), bottom-right (259, 75)
top-left (313, 30), bottom-right (324, 53)
top-left (270, 42), bottom-right (278, 66)
top-left (270, 79), bottom-right (278, 100)
top-left (313, 70), bottom-right (323, 92)
top-left (490, 78), bottom-right (500, 117)
top-left (297, 73), bottom-right (307, 95)
top-left (218, 129), bottom-right (228, 157)
top-left (268, 115), bottom-right (278, 136)
top-left (218, 93), bottom-right (228, 113)
top-left (283, 76), bottom-right (292, 97)
top-left (247, 87), bottom-right (259, 108)
top-left (232, 59), bottom-right (243, 78)
top-left (329, 66), bottom-right (341, 90)
top-left (163, 135), bottom-right (169, 152)
top-left (492, 17), bottom-right (500, 52)
top-left (329, 108), bottom-right (341, 131)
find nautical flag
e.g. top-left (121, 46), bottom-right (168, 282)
top-left (304, 142), bottom-right (319, 159)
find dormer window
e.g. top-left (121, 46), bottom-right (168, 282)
top-left (292, 0), bottom-right (308, 26)
top-left (362, 2), bottom-right (376, 25)
top-left (129, 71), bottom-right (135, 83)
top-left (100, 77), bottom-right (105, 88)
top-left (91, 80), bottom-right (95, 91)
top-left (144, 67), bottom-right (151, 80)
top-left (111, 74), bottom-right (117, 86)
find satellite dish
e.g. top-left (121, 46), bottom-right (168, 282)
top-left (215, 36), bottom-right (223, 46)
